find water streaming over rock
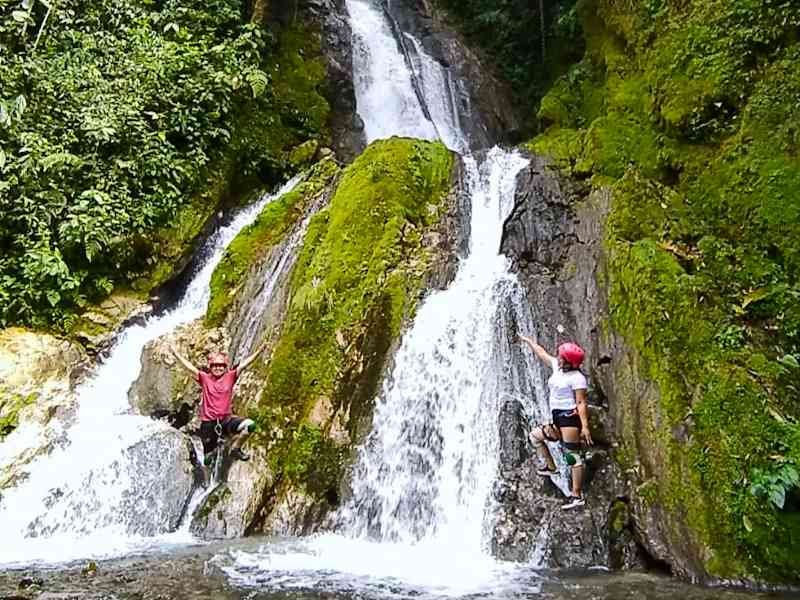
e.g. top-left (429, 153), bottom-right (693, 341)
top-left (220, 0), bottom-right (552, 593)
top-left (340, 150), bottom-right (529, 547)
top-left (0, 175), bottom-right (303, 567)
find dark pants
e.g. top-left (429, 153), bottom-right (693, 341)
top-left (199, 416), bottom-right (245, 454)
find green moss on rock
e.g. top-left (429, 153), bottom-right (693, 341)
top-left (530, 0), bottom-right (800, 583)
top-left (206, 156), bottom-right (341, 326)
top-left (255, 137), bottom-right (454, 498)
top-left (0, 391), bottom-right (37, 441)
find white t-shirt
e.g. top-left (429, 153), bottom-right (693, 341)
top-left (547, 357), bottom-right (588, 411)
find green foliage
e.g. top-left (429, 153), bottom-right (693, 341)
top-left (0, 0), bottom-right (329, 329)
top-left (750, 461), bottom-right (800, 510)
top-left (530, 0), bottom-right (800, 582)
top-left (254, 138), bottom-right (453, 498)
top-left (432, 0), bottom-right (584, 110)
top-left (280, 423), bottom-right (346, 497)
top-left (206, 156), bottom-right (340, 326)
top-left (0, 390), bottom-right (37, 440)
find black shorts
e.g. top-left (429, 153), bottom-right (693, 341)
top-left (199, 416), bottom-right (245, 454)
top-left (552, 409), bottom-right (581, 430)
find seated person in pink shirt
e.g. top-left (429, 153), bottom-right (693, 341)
top-left (171, 341), bottom-right (267, 462)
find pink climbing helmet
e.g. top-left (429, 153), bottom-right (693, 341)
top-left (557, 342), bottom-right (585, 368)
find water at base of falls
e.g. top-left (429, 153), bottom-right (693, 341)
top-left (4, 536), bottom-right (779, 600)
top-left (221, 534), bottom-right (528, 598)
top-left (0, 175), bottom-right (304, 569)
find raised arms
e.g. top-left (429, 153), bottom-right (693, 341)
top-left (237, 340), bottom-right (269, 373)
top-left (519, 335), bottom-right (555, 366)
top-left (170, 345), bottom-right (199, 378)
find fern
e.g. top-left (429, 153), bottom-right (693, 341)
top-left (245, 68), bottom-right (269, 98)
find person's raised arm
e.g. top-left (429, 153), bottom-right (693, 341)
top-left (170, 345), bottom-right (199, 378)
top-left (519, 335), bottom-right (555, 366)
top-left (575, 388), bottom-right (593, 446)
top-left (237, 340), bottom-right (269, 373)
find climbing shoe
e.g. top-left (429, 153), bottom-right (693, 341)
top-left (536, 467), bottom-right (557, 477)
top-left (231, 448), bottom-right (250, 461)
top-left (562, 495), bottom-right (585, 510)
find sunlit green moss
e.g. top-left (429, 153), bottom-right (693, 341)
top-left (0, 391), bottom-right (37, 441)
top-left (529, 0), bottom-right (800, 582)
top-left (255, 137), bottom-right (454, 498)
top-left (206, 157), bottom-right (341, 326)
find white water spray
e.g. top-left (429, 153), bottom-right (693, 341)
top-left (0, 175), bottom-right (303, 567)
top-left (221, 0), bottom-right (544, 594)
top-left (341, 150), bottom-right (528, 549)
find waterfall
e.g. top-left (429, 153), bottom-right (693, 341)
top-left (340, 150), bottom-right (528, 547)
top-left (0, 174), bottom-right (303, 566)
top-left (221, 0), bottom-right (547, 593)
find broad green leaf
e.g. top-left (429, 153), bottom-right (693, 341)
top-left (46, 290), bottom-right (60, 307)
top-left (778, 354), bottom-right (800, 370)
top-left (13, 95), bottom-right (27, 119)
top-left (768, 487), bottom-right (785, 509)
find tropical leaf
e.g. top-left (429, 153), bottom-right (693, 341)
top-left (245, 69), bottom-right (269, 98)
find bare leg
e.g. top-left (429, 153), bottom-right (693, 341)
top-left (231, 429), bottom-right (250, 450)
top-left (530, 426), bottom-right (556, 471)
top-left (560, 426), bottom-right (584, 497)
top-left (230, 418), bottom-right (254, 452)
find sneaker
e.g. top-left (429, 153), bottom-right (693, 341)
top-left (231, 448), bottom-right (250, 461)
top-left (536, 467), bottom-right (557, 477)
top-left (562, 495), bottom-right (585, 510)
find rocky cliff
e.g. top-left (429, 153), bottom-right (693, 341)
top-left (494, 155), bottom-right (648, 571)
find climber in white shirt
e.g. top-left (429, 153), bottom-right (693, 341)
top-left (520, 335), bottom-right (593, 510)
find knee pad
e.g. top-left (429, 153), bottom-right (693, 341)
top-left (561, 442), bottom-right (583, 467)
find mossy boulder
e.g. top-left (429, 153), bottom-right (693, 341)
top-left (527, 0), bottom-right (800, 584)
top-left (244, 137), bottom-right (457, 530)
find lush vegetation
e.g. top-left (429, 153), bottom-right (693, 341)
top-left (433, 0), bottom-right (582, 112)
top-left (0, 0), bottom-right (329, 330)
top-left (206, 155), bottom-right (340, 326)
top-left (528, 0), bottom-right (800, 582)
top-left (244, 138), bottom-right (454, 500)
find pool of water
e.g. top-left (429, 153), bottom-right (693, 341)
top-left (1, 536), bottom-right (796, 600)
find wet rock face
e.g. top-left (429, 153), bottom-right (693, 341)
top-left (382, 0), bottom-right (524, 148)
top-left (491, 435), bottom-right (644, 569)
top-left (500, 157), bottom-right (717, 579)
top-left (190, 447), bottom-right (275, 539)
top-left (302, 0), bottom-right (365, 162)
top-left (495, 157), bottom-right (648, 569)
top-left (8, 427), bottom-right (197, 539)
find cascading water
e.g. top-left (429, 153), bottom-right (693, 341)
top-left (220, 0), bottom-right (551, 594)
top-left (341, 150), bottom-right (529, 548)
top-left (0, 175), bottom-right (303, 567)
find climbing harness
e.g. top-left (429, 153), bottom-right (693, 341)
top-left (214, 419), bottom-right (224, 447)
